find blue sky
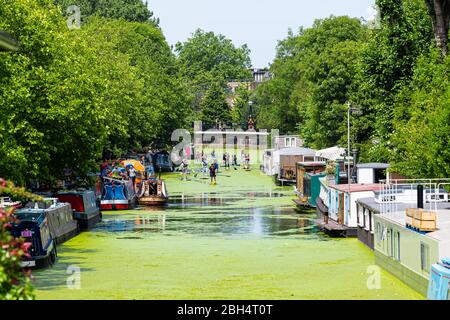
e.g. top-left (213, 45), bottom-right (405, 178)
top-left (149, 0), bottom-right (377, 68)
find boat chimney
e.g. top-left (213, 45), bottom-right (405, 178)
top-left (417, 185), bottom-right (424, 209)
top-left (351, 149), bottom-right (359, 183)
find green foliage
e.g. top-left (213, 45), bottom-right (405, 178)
top-left (391, 50), bottom-right (450, 177)
top-left (175, 29), bottom-right (251, 122)
top-left (230, 85), bottom-right (254, 128)
top-left (54, 0), bottom-right (158, 25)
top-left (255, 16), bottom-right (368, 147)
top-left (0, 0), bottom-right (191, 185)
top-left (356, 0), bottom-right (433, 161)
top-left (200, 82), bottom-right (232, 128)
top-left (0, 179), bottom-right (35, 300)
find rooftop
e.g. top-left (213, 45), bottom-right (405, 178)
top-left (357, 163), bottom-right (390, 169)
top-left (330, 183), bottom-right (382, 193)
top-left (379, 205), bottom-right (450, 242)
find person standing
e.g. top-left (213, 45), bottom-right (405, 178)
top-left (181, 159), bottom-right (189, 181)
top-left (129, 165), bottom-right (137, 192)
top-left (202, 155), bottom-right (208, 176)
top-left (232, 154), bottom-right (238, 167)
top-left (225, 153), bottom-right (230, 170)
top-left (209, 163), bottom-right (217, 184)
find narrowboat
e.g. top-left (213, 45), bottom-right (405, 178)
top-left (18, 198), bottom-right (79, 245)
top-left (100, 177), bottom-right (136, 210)
top-left (57, 190), bottom-right (101, 230)
top-left (428, 259), bottom-right (450, 300)
top-left (138, 178), bottom-right (168, 206)
top-left (10, 211), bottom-right (56, 268)
top-left (273, 147), bottom-right (321, 185)
top-left (294, 162), bottom-right (327, 209)
top-left (0, 197), bottom-right (22, 209)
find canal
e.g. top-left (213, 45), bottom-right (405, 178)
top-left (33, 169), bottom-right (423, 299)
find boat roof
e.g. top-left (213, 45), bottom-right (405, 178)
top-left (297, 161), bottom-right (327, 167)
top-left (357, 163), bottom-right (390, 169)
top-left (58, 190), bottom-right (94, 196)
top-left (356, 197), bottom-right (382, 213)
top-left (330, 183), bottom-right (382, 193)
top-left (315, 146), bottom-right (346, 161)
top-left (274, 147), bottom-right (316, 156)
top-left (14, 211), bottom-right (46, 223)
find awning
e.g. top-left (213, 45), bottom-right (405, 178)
top-left (316, 146), bottom-right (346, 161)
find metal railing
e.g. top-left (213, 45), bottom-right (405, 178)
top-left (378, 178), bottom-right (450, 216)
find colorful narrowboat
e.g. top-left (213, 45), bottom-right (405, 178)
top-left (57, 190), bottom-right (101, 230)
top-left (138, 178), bottom-right (168, 206)
top-left (10, 211), bottom-right (56, 268)
top-left (100, 177), bottom-right (136, 210)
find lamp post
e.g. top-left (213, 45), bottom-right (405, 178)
top-left (346, 101), bottom-right (361, 218)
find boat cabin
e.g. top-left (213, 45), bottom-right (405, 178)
top-left (272, 147), bottom-right (320, 184)
top-left (19, 198), bottom-right (78, 245)
top-left (10, 211), bottom-right (56, 268)
top-left (57, 190), bottom-right (101, 230)
top-left (294, 162), bottom-right (327, 208)
top-left (356, 163), bottom-right (390, 184)
top-left (101, 177), bottom-right (136, 210)
top-left (317, 183), bottom-right (382, 237)
top-left (138, 178), bottom-right (169, 206)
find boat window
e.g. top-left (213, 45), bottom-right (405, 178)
top-left (393, 231), bottom-right (401, 261)
top-left (387, 229), bottom-right (392, 257)
top-left (40, 223), bottom-right (51, 248)
top-left (420, 242), bottom-right (430, 273)
top-left (375, 223), bottom-right (380, 241)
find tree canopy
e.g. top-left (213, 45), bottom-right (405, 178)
top-left (0, 0), bottom-right (190, 185)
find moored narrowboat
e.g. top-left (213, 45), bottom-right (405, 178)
top-left (138, 178), bottom-right (168, 206)
top-left (293, 162), bottom-right (327, 209)
top-left (57, 190), bottom-right (101, 230)
top-left (101, 177), bottom-right (136, 210)
top-left (10, 211), bottom-right (56, 268)
top-left (0, 197), bottom-right (22, 209)
top-left (18, 198), bottom-right (78, 245)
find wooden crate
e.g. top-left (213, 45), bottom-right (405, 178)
top-left (414, 210), bottom-right (436, 221)
top-left (405, 216), bottom-right (413, 226)
top-left (413, 218), bottom-right (436, 231)
top-left (406, 208), bottom-right (416, 218)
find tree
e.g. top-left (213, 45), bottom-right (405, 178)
top-left (200, 83), bottom-right (232, 129)
top-left (230, 84), bottom-right (254, 128)
top-left (0, 0), bottom-right (191, 185)
top-left (54, 0), bottom-right (159, 25)
top-left (254, 16), bottom-right (368, 148)
top-left (425, 0), bottom-right (450, 56)
top-left (175, 29), bottom-right (252, 116)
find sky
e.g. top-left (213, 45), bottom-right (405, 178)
top-left (148, 0), bottom-right (377, 68)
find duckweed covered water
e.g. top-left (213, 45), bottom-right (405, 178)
top-left (33, 169), bottom-right (424, 299)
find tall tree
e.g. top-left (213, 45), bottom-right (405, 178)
top-left (200, 82), bottom-right (232, 129)
top-left (425, 0), bottom-right (450, 56)
top-left (175, 29), bottom-right (251, 122)
top-left (54, 0), bottom-right (158, 25)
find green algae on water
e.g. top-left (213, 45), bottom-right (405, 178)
top-left (33, 169), bottom-right (424, 300)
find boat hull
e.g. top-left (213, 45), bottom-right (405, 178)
top-left (138, 197), bottom-right (168, 206)
top-left (100, 199), bottom-right (135, 211)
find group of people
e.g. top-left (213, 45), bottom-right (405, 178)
top-left (100, 161), bottom-right (137, 191)
top-left (178, 150), bottom-right (253, 185)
